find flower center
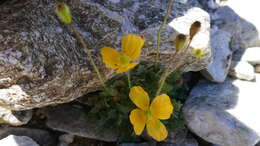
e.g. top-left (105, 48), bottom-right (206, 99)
top-left (146, 109), bottom-right (153, 121)
top-left (119, 54), bottom-right (130, 66)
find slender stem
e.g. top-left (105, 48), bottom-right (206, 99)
top-left (156, 38), bottom-right (193, 96)
top-left (127, 71), bottom-right (131, 89)
top-left (182, 38), bottom-right (193, 59)
top-left (156, 50), bottom-right (178, 96)
top-left (173, 38), bottom-right (193, 70)
top-left (177, 60), bottom-right (197, 71)
top-left (69, 24), bottom-right (107, 90)
top-left (156, 70), bottom-right (169, 96)
top-left (155, 0), bottom-right (174, 66)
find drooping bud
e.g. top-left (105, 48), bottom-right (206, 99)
top-left (189, 21), bottom-right (201, 39)
top-left (174, 34), bottom-right (187, 51)
top-left (55, 2), bottom-right (72, 24)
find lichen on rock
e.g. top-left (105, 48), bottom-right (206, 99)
top-left (0, 0), bottom-right (211, 110)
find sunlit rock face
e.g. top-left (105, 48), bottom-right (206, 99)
top-left (183, 74), bottom-right (260, 146)
top-left (0, 0), bottom-right (211, 110)
top-left (229, 61), bottom-right (255, 81)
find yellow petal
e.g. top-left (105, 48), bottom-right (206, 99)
top-left (129, 86), bottom-right (150, 110)
top-left (100, 47), bottom-right (121, 69)
top-left (146, 118), bottom-right (168, 141)
top-left (129, 108), bottom-right (146, 135)
top-left (150, 94), bottom-right (173, 120)
top-left (121, 34), bottom-right (144, 61)
top-left (116, 62), bottom-right (138, 73)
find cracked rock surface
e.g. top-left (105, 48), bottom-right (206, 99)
top-left (0, 0), bottom-right (211, 110)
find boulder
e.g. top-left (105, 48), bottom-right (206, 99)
top-left (0, 127), bottom-right (56, 146)
top-left (221, 0), bottom-right (260, 47)
top-left (183, 75), bottom-right (260, 146)
top-left (158, 137), bottom-right (198, 146)
top-left (58, 134), bottom-right (74, 146)
top-left (142, 7), bottom-right (211, 72)
top-left (213, 6), bottom-right (258, 51)
top-left (197, 0), bottom-right (219, 10)
top-left (0, 107), bottom-right (32, 126)
top-left (119, 143), bottom-right (150, 146)
top-left (0, 135), bottom-right (39, 146)
top-left (229, 61), bottom-right (255, 81)
top-left (200, 30), bottom-right (232, 83)
top-left (0, 0), bottom-right (211, 111)
top-left (43, 104), bottom-right (118, 142)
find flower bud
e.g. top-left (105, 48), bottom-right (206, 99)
top-left (55, 2), bottom-right (72, 24)
top-left (174, 34), bottom-right (187, 51)
top-left (189, 21), bottom-right (201, 39)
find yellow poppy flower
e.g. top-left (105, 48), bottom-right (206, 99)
top-left (129, 86), bottom-right (174, 141)
top-left (100, 34), bottom-right (144, 73)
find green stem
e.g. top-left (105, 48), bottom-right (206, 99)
top-left (156, 37), bottom-right (193, 96)
top-left (156, 69), bottom-right (170, 96)
top-left (69, 24), bottom-right (107, 90)
top-left (127, 71), bottom-right (131, 89)
top-left (155, 0), bottom-right (174, 66)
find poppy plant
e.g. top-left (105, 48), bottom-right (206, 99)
top-left (100, 34), bottom-right (144, 73)
top-left (129, 86), bottom-right (174, 141)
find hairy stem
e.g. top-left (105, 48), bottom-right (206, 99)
top-left (156, 38), bottom-right (193, 96)
top-left (69, 24), bottom-right (107, 90)
top-left (155, 0), bottom-right (174, 66)
top-left (127, 71), bottom-right (131, 89)
top-left (156, 69), bottom-right (170, 96)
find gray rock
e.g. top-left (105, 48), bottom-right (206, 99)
top-left (142, 7), bottom-right (211, 72)
top-left (164, 130), bottom-right (188, 144)
top-left (255, 65), bottom-right (260, 73)
top-left (201, 30), bottom-right (232, 83)
top-left (229, 61), bottom-right (255, 81)
top-left (207, 0), bottom-right (219, 9)
top-left (58, 134), bottom-right (74, 146)
top-left (213, 6), bottom-right (259, 50)
top-left (0, 107), bottom-right (32, 126)
top-left (0, 135), bottom-right (39, 146)
top-left (241, 47), bottom-right (260, 65)
top-left (119, 143), bottom-right (150, 146)
top-left (0, 0), bottom-right (211, 111)
top-left (220, 0), bottom-right (260, 47)
top-left (160, 130), bottom-right (198, 146)
top-left (43, 104), bottom-right (118, 142)
top-left (256, 142), bottom-right (260, 146)
top-left (108, 0), bottom-right (121, 4)
top-left (198, 0), bottom-right (219, 10)
top-left (0, 127), bottom-right (56, 146)
top-left (183, 76), bottom-right (260, 146)
top-left (158, 137), bottom-right (198, 146)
